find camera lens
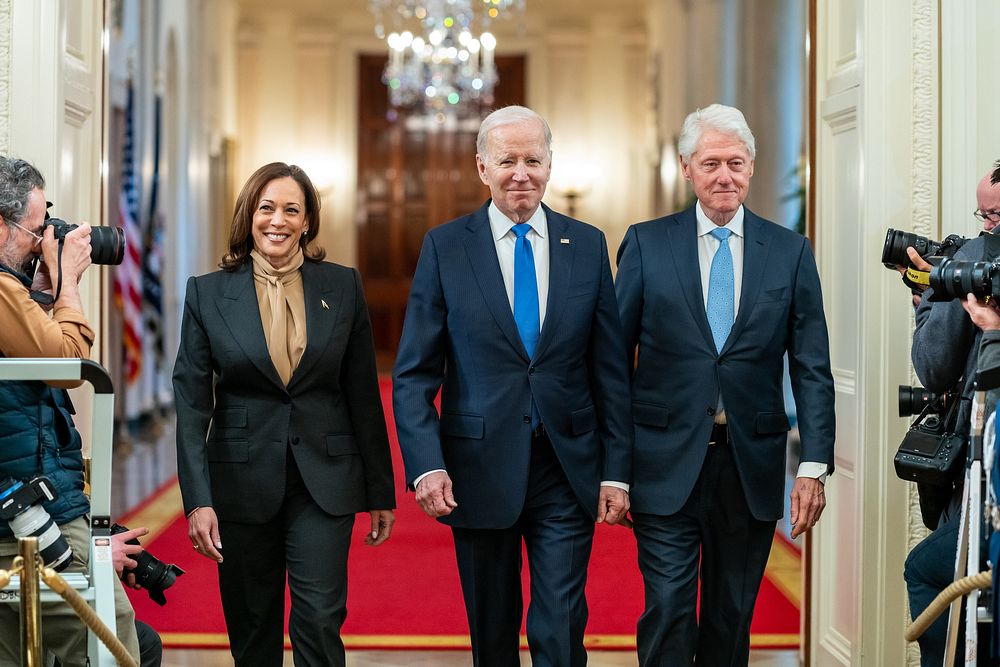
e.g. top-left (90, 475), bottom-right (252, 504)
top-left (45, 218), bottom-right (125, 266)
top-left (8, 505), bottom-right (73, 571)
top-left (111, 523), bottom-right (184, 605)
top-left (929, 258), bottom-right (994, 301)
top-left (90, 226), bottom-right (125, 266)
top-left (898, 384), bottom-right (938, 417)
top-left (882, 229), bottom-right (942, 268)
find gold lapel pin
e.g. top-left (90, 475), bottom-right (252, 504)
top-left (321, 299), bottom-right (329, 310)
top-left (560, 238), bottom-right (570, 244)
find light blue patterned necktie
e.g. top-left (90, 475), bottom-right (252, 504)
top-left (706, 227), bottom-right (734, 353)
top-left (511, 223), bottom-right (540, 357)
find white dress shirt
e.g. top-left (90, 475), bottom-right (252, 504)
top-left (695, 202), bottom-right (826, 483)
top-left (487, 201), bottom-right (549, 327)
top-left (414, 202), bottom-right (629, 493)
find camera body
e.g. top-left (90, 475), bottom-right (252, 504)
top-left (881, 228), bottom-right (970, 269)
top-left (110, 523), bottom-right (184, 606)
top-left (0, 476), bottom-right (73, 571)
top-left (43, 217), bottom-right (125, 266)
top-left (893, 388), bottom-right (965, 487)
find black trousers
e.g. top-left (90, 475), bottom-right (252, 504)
top-left (217, 449), bottom-right (354, 667)
top-left (634, 430), bottom-right (775, 667)
top-left (452, 431), bottom-right (595, 667)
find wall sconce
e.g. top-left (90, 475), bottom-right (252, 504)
top-left (555, 185), bottom-right (588, 218)
top-left (551, 160), bottom-right (597, 218)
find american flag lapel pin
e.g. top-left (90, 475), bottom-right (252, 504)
top-left (321, 299), bottom-right (329, 310)
top-left (560, 238), bottom-right (570, 244)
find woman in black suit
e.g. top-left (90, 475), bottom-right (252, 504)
top-left (173, 162), bottom-right (396, 666)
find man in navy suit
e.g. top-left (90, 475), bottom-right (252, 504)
top-left (615, 104), bottom-right (836, 666)
top-left (393, 106), bottom-right (633, 667)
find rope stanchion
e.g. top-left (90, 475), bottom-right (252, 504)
top-left (905, 569), bottom-right (993, 642)
top-left (39, 566), bottom-right (137, 667)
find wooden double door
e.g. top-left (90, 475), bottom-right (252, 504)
top-left (356, 54), bottom-right (526, 369)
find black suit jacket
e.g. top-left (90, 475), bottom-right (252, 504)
top-left (615, 206), bottom-right (835, 521)
top-left (173, 260), bottom-right (395, 524)
top-left (392, 201), bottom-right (633, 529)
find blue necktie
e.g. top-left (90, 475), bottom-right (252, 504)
top-left (706, 228), bottom-right (734, 353)
top-left (512, 223), bottom-right (541, 428)
top-left (512, 223), bottom-right (540, 357)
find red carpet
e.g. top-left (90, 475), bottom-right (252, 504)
top-left (123, 380), bottom-right (800, 650)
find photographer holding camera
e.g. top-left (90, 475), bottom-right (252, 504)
top-left (901, 164), bottom-right (1000, 665)
top-left (0, 156), bottom-right (141, 665)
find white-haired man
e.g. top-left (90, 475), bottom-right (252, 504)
top-left (393, 106), bottom-right (633, 666)
top-left (615, 104), bottom-right (836, 665)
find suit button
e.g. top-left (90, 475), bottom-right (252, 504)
top-left (529, 366), bottom-right (535, 375)
top-left (717, 358), bottom-right (724, 366)
top-left (282, 395), bottom-right (291, 405)
top-left (523, 415), bottom-right (531, 423)
top-left (706, 407), bottom-right (716, 416)
top-left (291, 436), bottom-right (300, 445)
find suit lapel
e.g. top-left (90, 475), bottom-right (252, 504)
top-left (463, 202), bottom-right (530, 361)
top-left (668, 208), bottom-right (716, 351)
top-left (289, 261), bottom-right (346, 389)
top-left (534, 205), bottom-right (573, 360)
top-left (723, 209), bottom-right (771, 353)
top-left (215, 264), bottom-right (286, 391)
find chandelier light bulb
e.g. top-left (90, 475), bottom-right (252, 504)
top-left (369, 0), bottom-right (527, 117)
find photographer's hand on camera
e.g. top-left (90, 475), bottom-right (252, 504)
top-left (38, 222), bottom-right (91, 311)
top-left (960, 293), bottom-right (1000, 331)
top-left (111, 525), bottom-right (148, 589)
top-left (896, 247), bottom-right (934, 307)
top-left (187, 506), bottom-right (223, 563)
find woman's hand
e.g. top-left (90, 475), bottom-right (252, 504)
top-left (188, 507), bottom-right (224, 563)
top-left (365, 509), bottom-right (395, 547)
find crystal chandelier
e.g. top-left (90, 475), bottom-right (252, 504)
top-left (368, 1), bottom-right (526, 119)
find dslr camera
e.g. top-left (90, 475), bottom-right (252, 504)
top-left (110, 523), bottom-right (184, 606)
top-left (44, 217), bottom-right (125, 266)
top-left (893, 385), bottom-right (965, 486)
top-left (881, 229), bottom-right (971, 269)
top-left (0, 476), bottom-right (73, 571)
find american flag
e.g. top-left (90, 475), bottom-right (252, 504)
top-left (113, 81), bottom-right (143, 386)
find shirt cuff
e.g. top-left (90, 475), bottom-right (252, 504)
top-left (600, 480), bottom-right (630, 492)
top-left (796, 461), bottom-right (828, 484)
top-left (413, 469), bottom-right (447, 488)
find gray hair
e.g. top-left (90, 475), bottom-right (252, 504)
top-left (677, 104), bottom-right (756, 161)
top-left (476, 106), bottom-right (553, 159)
top-left (0, 157), bottom-right (45, 228)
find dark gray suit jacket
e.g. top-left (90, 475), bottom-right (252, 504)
top-left (615, 206), bottom-right (836, 521)
top-left (173, 260), bottom-right (395, 523)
